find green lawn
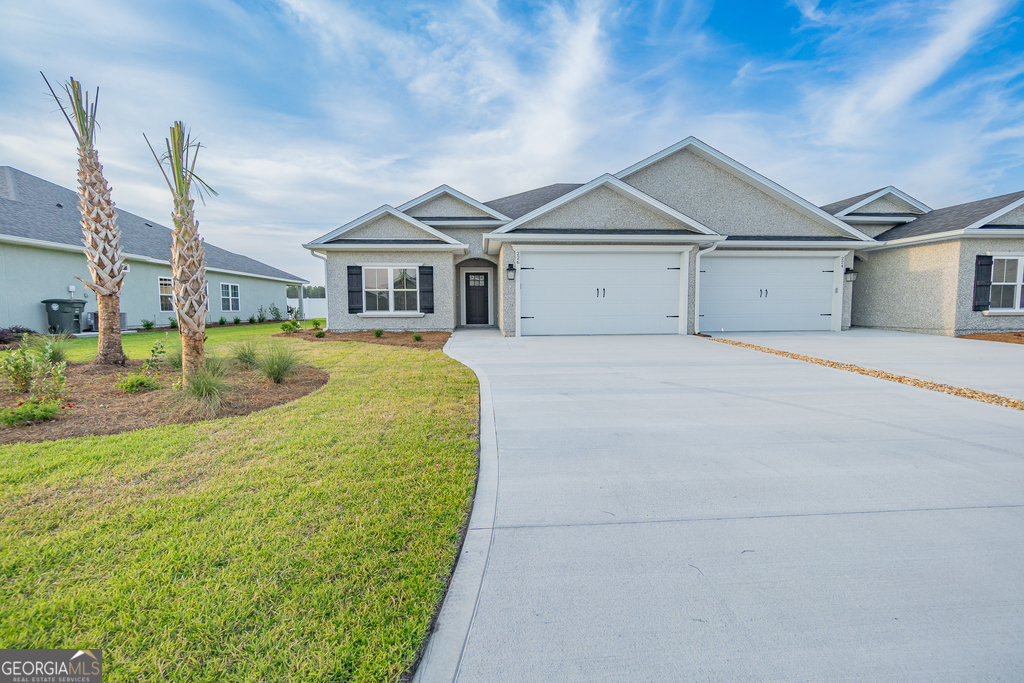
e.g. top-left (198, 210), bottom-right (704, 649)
top-left (0, 326), bottom-right (479, 681)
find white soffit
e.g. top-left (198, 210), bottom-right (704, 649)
top-left (615, 136), bottom-right (875, 242)
top-left (307, 205), bottom-right (463, 245)
top-left (396, 184), bottom-right (511, 221)
top-left (490, 173), bottom-right (717, 235)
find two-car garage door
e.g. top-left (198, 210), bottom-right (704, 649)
top-left (516, 250), bottom-right (841, 335)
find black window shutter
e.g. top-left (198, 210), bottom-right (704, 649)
top-left (419, 266), bottom-right (434, 313)
top-left (347, 266), bottom-right (363, 313)
top-left (973, 255), bottom-right (993, 311)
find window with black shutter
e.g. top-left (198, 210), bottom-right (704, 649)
top-left (973, 255), bottom-right (993, 311)
top-left (419, 266), bottom-right (434, 314)
top-left (348, 266), bottom-right (363, 313)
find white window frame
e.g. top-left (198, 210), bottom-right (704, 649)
top-left (357, 264), bottom-right (426, 318)
top-left (988, 254), bottom-right (1024, 313)
top-left (220, 282), bottom-right (240, 312)
top-left (158, 277), bottom-right (174, 312)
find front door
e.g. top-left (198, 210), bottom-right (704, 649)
top-left (466, 272), bottom-right (489, 324)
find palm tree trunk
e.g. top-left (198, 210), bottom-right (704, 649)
top-left (76, 145), bottom-right (126, 364)
top-left (171, 196), bottom-right (207, 384)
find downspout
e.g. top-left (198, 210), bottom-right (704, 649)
top-left (694, 242), bottom-right (718, 335)
top-left (311, 251), bottom-right (328, 330)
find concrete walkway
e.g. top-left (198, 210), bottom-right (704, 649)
top-left (719, 328), bottom-right (1024, 399)
top-left (416, 331), bottom-right (1024, 682)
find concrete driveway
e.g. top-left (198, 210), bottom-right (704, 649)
top-left (719, 328), bottom-right (1024, 399)
top-left (415, 331), bottom-right (1024, 682)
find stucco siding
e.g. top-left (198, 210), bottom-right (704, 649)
top-left (499, 243), bottom-right (516, 336)
top-left (442, 227), bottom-right (492, 259)
top-left (345, 214), bottom-right (435, 240)
top-left (857, 196), bottom-right (919, 214)
top-left (409, 194), bottom-right (490, 218)
top-left (989, 205), bottom-right (1024, 225)
top-left (510, 185), bottom-right (686, 232)
top-left (622, 149), bottom-right (845, 238)
top-left (851, 241), bottom-right (961, 335)
top-left (955, 238), bottom-right (1024, 334)
top-left (0, 241), bottom-right (288, 331)
top-left (324, 250), bottom-right (456, 332)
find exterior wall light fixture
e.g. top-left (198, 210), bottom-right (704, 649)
top-left (506, 263), bottom-right (516, 281)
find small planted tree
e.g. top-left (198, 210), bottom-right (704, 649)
top-left (42, 73), bottom-right (127, 364)
top-left (145, 122), bottom-right (217, 386)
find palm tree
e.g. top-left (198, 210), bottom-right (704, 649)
top-left (145, 122), bottom-right (217, 385)
top-left (42, 73), bottom-right (126, 364)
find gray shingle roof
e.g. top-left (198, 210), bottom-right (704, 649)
top-left (0, 167), bottom-right (303, 282)
top-left (484, 183), bottom-right (583, 219)
top-left (819, 188), bottom-right (886, 215)
top-left (875, 190), bottom-right (1024, 241)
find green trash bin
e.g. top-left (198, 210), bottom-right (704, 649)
top-left (41, 299), bottom-right (86, 334)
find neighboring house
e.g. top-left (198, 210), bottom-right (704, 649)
top-left (0, 166), bottom-right (304, 332)
top-left (305, 137), bottom-right (871, 337)
top-left (822, 186), bottom-right (1024, 336)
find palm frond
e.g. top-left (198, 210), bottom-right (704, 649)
top-left (41, 72), bottom-right (99, 147)
top-left (145, 122), bottom-right (218, 204)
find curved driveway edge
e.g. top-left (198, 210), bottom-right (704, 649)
top-left (413, 330), bottom-right (500, 683)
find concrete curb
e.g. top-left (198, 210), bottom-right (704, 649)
top-left (412, 331), bottom-right (499, 683)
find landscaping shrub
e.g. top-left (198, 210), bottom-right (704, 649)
top-left (145, 334), bottom-right (168, 373)
top-left (0, 400), bottom-right (65, 426)
top-left (257, 343), bottom-right (298, 384)
top-left (311, 319), bottom-right (322, 331)
top-left (0, 345), bottom-right (36, 392)
top-left (233, 316), bottom-right (241, 325)
top-left (166, 347), bottom-right (183, 369)
top-left (115, 371), bottom-right (160, 394)
top-left (268, 303), bottom-right (282, 321)
top-left (204, 355), bottom-right (229, 379)
top-left (280, 320), bottom-right (300, 335)
top-left (413, 333), bottom-right (422, 342)
top-left (373, 328), bottom-right (384, 338)
top-left (218, 316), bottom-right (227, 326)
top-left (24, 333), bottom-right (71, 364)
top-left (175, 369), bottom-right (228, 419)
top-left (168, 317), bottom-right (178, 329)
top-left (256, 306), bottom-right (267, 323)
top-left (140, 318), bottom-right (155, 330)
top-left (315, 330), bottom-right (326, 338)
top-left (0, 326), bottom-right (35, 345)
top-left (231, 339), bottom-right (261, 368)
top-left (247, 315), bottom-right (257, 324)
top-left (30, 358), bottom-right (66, 402)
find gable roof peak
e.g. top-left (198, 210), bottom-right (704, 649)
top-left (396, 184), bottom-right (510, 221)
top-left (307, 204), bottom-right (464, 245)
top-left (827, 186), bottom-right (931, 217)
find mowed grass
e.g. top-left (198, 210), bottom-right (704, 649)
top-left (0, 327), bottom-right (479, 682)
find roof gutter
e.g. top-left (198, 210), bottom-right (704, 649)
top-left (483, 232), bottom-right (726, 255)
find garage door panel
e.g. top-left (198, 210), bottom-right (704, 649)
top-left (700, 255), bottom-right (838, 332)
top-left (518, 251), bottom-right (681, 336)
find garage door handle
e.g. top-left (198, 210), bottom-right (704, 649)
top-left (603, 288), bottom-right (606, 297)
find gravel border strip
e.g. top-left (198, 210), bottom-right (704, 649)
top-left (710, 337), bottom-right (1024, 412)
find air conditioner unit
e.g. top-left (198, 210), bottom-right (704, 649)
top-left (83, 312), bottom-right (128, 331)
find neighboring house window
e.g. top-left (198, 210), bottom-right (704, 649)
top-left (221, 283), bottom-right (240, 311)
top-left (159, 277), bottom-right (174, 311)
top-left (991, 257), bottom-right (1024, 310)
top-left (363, 266), bottom-right (419, 312)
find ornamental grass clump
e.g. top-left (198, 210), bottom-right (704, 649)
top-left (174, 369), bottom-right (228, 419)
top-left (257, 343), bottom-right (298, 384)
top-left (24, 333), bottom-right (71, 364)
top-left (231, 339), bottom-right (261, 368)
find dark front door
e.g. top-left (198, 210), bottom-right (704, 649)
top-left (466, 272), bottom-right (489, 324)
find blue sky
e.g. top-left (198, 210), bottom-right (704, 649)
top-left (1, 0), bottom-right (1022, 284)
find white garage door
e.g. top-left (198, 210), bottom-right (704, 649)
top-left (699, 255), bottom-right (838, 332)
top-left (518, 251), bottom-right (682, 335)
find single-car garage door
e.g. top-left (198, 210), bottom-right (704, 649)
top-left (699, 254), bottom-right (839, 332)
top-left (518, 251), bottom-right (683, 335)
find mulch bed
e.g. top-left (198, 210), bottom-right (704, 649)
top-left (277, 330), bottom-right (451, 350)
top-left (0, 360), bottom-right (329, 445)
top-left (959, 332), bottom-right (1024, 345)
top-left (709, 337), bottom-right (1024, 412)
